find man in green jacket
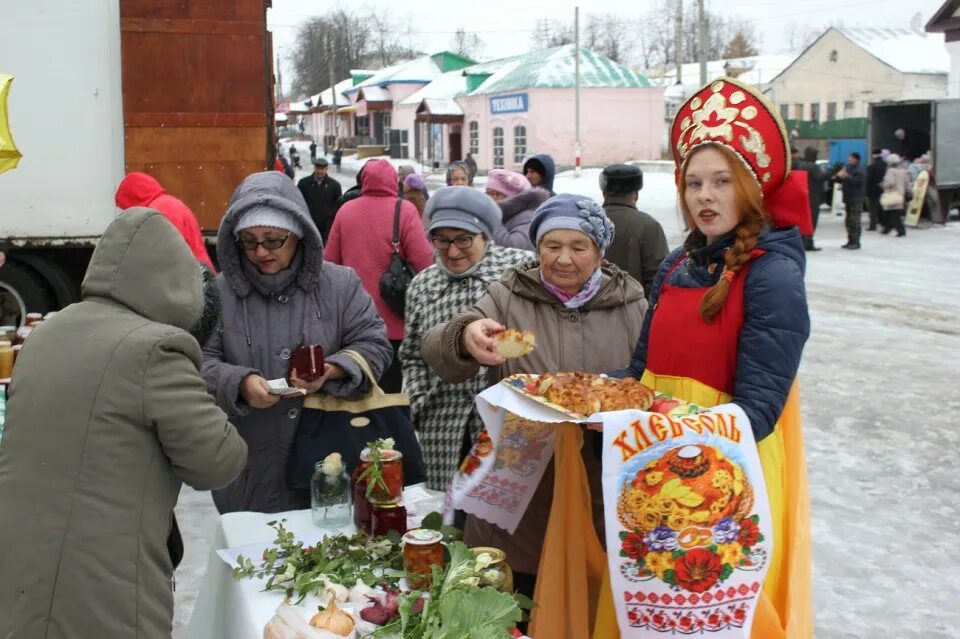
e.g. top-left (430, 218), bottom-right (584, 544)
top-left (600, 164), bottom-right (669, 299)
top-left (0, 208), bottom-right (248, 638)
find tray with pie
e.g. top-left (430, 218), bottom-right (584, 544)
top-left (501, 372), bottom-right (703, 420)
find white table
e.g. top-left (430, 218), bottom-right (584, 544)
top-left (183, 488), bottom-right (445, 639)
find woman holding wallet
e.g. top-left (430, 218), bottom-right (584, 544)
top-left (202, 170), bottom-right (392, 514)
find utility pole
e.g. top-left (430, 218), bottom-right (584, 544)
top-left (327, 32), bottom-right (338, 149)
top-left (574, 6), bottom-right (581, 177)
top-left (674, 0), bottom-right (683, 82)
top-left (698, 0), bottom-right (708, 85)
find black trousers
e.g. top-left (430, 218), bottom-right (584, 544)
top-left (882, 208), bottom-right (905, 235)
top-left (378, 340), bottom-right (403, 394)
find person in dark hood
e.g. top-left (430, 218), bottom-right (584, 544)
top-left (522, 153), bottom-right (556, 195)
top-left (795, 147), bottom-right (825, 251)
top-left (201, 171), bottom-right (392, 514)
top-left (0, 209), bottom-right (247, 638)
top-left (115, 171), bottom-right (215, 270)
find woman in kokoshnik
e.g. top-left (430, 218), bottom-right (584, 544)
top-left (612, 77), bottom-right (814, 638)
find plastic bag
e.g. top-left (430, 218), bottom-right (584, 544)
top-left (263, 602), bottom-right (357, 639)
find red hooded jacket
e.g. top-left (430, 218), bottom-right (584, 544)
top-left (114, 172), bottom-right (215, 271)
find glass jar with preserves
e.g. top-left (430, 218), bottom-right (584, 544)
top-left (472, 547), bottom-right (513, 592)
top-left (0, 326), bottom-right (16, 343)
top-left (402, 529), bottom-right (444, 589)
top-left (370, 501), bottom-right (407, 537)
top-left (0, 341), bottom-right (13, 379)
top-left (359, 447), bottom-right (404, 504)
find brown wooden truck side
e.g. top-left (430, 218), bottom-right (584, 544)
top-left (119, 0), bottom-right (274, 232)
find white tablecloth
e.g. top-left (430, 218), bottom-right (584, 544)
top-left (183, 488), bottom-right (446, 639)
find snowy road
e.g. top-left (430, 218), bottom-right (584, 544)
top-left (172, 168), bottom-right (960, 638)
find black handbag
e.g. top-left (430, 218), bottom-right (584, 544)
top-left (286, 350), bottom-right (427, 491)
top-left (378, 198), bottom-right (414, 315)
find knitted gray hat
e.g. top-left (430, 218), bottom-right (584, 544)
top-left (528, 193), bottom-right (615, 255)
top-left (234, 207), bottom-right (304, 238)
top-left (426, 186), bottom-right (502, 238)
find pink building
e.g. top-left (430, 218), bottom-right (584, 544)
top-left (403, 46), bottom-right (665, 171)
top-left (306, 46), bottom-right (664, 169)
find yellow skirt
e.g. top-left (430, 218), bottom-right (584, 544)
top-left (639, 372), bottom-right (814, 639)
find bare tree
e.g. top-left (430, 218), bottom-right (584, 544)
top-left (290, 8), bottom-right (419, 96)
top-left (530, 18), bottom-right (575, 49)
top-left (783, 21), bottom-right (822, 52)
top-left (451, 26), bottom-right (485, 59)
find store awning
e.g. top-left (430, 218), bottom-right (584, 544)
top-left (336, 105), bottom-right (357, 114)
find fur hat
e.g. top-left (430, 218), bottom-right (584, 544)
top-left (426, 186), bottom-right (502, 238)
top-left (404, 173), bottom-right (425, 191)
top-left (486, 169), bottom-right (530, 198)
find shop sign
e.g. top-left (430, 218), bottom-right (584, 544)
top-left (489, 93), bottom-right (528, 114)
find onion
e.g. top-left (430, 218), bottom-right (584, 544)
top-left (309, 597), bottom-right (354, 636)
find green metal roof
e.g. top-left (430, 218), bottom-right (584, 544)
top-left (430, 51), bottom-right (476, 73)
top-left (468, 45), bottom-right (652, 95)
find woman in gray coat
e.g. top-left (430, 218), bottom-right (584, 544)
top-left (0, 209), bottom-right (247, 639)
top-left (202, 171), bottom-right (393, 514)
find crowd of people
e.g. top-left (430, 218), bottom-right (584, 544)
top-left (0, 77), bottom-right (817, 638)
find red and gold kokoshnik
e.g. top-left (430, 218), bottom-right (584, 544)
top-left (670, 77), bottom-right (792, 199)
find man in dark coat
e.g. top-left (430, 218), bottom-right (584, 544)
top-left (600, 164), bottom-right (669, 298)
top-left (865, 149), bottom-right (887, 231)
top-left (796, 147), bottom-right (826, 251)
top-left (297, 156), bottom-right (342, 242)
top-left (522, 153), bottom-right (556, 195)
top-left (835, 152), bottom-right (866, 250)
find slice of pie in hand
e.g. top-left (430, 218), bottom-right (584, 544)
top-left (494, 329), bottom-right (536, 359)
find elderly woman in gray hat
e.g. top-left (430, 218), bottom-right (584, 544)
top-left (420, 193), bottom-right (647, 600)
top-left (202, 171), bottom-right (392, 514)
top-left (399, 186), bottom-right (530, 491)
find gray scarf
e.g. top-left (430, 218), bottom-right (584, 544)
top-left (240, 248), bottom-right (303, 297)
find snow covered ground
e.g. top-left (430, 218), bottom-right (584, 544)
top-left (173, 166), bottom-right (960, 638)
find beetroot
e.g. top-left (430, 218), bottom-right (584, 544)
top-left (359, 589), bottom-right (401, 626)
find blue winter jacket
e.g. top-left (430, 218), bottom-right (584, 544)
top-left (611, 227), bottom-right (810, 442)
top-left (522, 153), bottom-right (556, 194)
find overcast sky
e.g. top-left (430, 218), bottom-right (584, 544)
top-left (268, 0), bottom-right (947, 95)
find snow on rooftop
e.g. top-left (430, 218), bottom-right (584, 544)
top-left (357, 85), bottom-right (391, 102)
top-left (470, 45), bottom-right (652, 95)
top-left (836, 27), bottom-right (948, 75)
top-left (347, 54), bottom-right (452, 94)
top-left (314, 78), bottom-right (353, 108)
top-left (646, 54), bottom-right (797, 90)
top-left (420, 98), bottom-right (463, 116)
top-left (399, 71), bottom-right (468, 106)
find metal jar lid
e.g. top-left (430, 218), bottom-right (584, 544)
top-left (402, 529), bottom-right (443, 546)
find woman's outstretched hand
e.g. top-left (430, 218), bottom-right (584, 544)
top-left (463, 318), bottom-right (506, 366)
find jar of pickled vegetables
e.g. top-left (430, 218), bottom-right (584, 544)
top-left (472, 547), bottom-right (513, 592)
top-left (402, 529), bottom-right (444, 589)
top-left (370, 501), bottom-right (407, 537)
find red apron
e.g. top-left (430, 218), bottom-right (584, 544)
top-left (640, 250), bottom-right (813, 639)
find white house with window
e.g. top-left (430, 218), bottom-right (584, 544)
top-left (766, 27), bottom-right (949, 123)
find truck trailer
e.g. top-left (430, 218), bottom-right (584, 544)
top-left (0, 1), bottom-right (274, 325)
top-left (868, 99), bottom-right (960, 214)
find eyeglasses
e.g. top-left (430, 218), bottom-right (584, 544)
top-left (431, 234), bottom-right (475, 250)
top-left (237, 234), bottom-right (291, 251)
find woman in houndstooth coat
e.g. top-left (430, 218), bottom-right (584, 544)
top-left (400, 186), bottom-right (531, 490)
